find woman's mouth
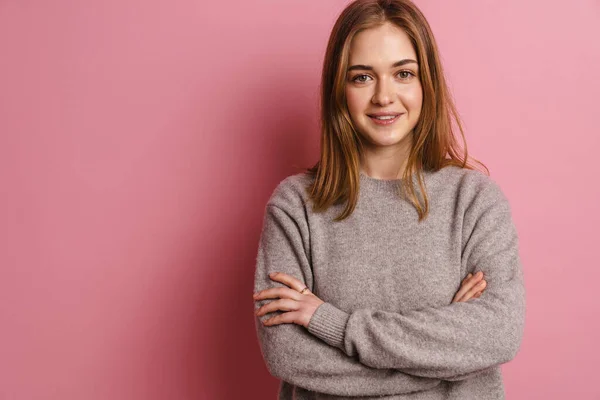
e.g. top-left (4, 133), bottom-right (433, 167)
top-left (368, 113), bottom-right (403, 125)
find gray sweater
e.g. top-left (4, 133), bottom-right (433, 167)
top-left (253, 165), bottom-right (526, 399)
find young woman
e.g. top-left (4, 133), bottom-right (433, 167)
top-left (253, 0), bottom-right (526, 398)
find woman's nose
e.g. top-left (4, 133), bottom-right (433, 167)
top-left (371, 80), bottom-right (394, 106)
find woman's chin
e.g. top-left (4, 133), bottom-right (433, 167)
top-left (363, 133), bottom-right (411, 148)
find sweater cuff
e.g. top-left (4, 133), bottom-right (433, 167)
top-left (307, 302), bottom-right (350, 350)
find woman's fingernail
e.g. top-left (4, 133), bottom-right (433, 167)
top-left (476, 271), bottom-right (483, 278)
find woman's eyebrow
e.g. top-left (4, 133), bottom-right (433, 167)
top-left (347, 59), bottom-right (418, 71)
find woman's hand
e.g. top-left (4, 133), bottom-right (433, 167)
top-left (253, 272), bottom-right (325, 328)
top-left (452, 271), bottom-right (487, 303)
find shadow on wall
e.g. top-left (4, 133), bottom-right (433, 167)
top-left (150, 76), bottom-right (320, 398)
top-left (205, 76), bottom-right (320, 397)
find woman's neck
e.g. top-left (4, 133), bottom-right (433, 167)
top-left (360, 144), bottom-right (411, 180)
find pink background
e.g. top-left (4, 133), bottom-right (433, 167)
top-left (1, 0), bottom-right (598, 398)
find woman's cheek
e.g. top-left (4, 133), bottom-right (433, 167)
top-left (345, 88), bottom-right (366, 116)
top-left (345, 88), bottom-right (357, 111)
top-left (404, 85), bottom-right (423, 111)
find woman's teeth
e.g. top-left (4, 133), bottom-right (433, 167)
top-left (368, 114), bottom-right (402, 125)
top-left (374, 116), bottom-right (396, 120)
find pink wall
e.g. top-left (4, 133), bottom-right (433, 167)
top-left (1, 0), bottom-right (598, 398)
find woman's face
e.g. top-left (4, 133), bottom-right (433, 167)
top-left (345, 22), bottom-right (423, 152)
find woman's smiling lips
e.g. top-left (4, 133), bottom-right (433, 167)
top-left (367, 112), bottom-right (404, 125)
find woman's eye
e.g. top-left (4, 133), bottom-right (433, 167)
top-left (352, 74), bottom-right (370, 83)
top-left (398, 70), bottom-right (414, 80)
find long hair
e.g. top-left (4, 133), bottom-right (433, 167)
top-left (305, 0), bottom-right (488, 222)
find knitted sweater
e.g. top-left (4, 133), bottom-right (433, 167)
top-left (253, 165), bottom-right (526, 399)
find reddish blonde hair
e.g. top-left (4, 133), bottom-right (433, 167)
top-left (305, 0), bottom-right (488, 222)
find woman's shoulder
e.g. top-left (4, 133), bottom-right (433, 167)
top-left (265, 171), bottom-right (314, 211)
top-left (431, 165), bottom-right (509, 206)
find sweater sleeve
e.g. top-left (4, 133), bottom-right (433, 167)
top-left (253, 204), bottom-right (443, 396)
top-left (306, 179), bottom-right (526, 381)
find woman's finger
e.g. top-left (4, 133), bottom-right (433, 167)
top-left (458, 280), bottom-right (487, 302)
top-left (263, 310), bottom-right (301, 326)
top-left (453, 272), bottom-right (483, 302)
top-left (455, 274), bottom-right (472, 301)
top-left (254, 286), bottom-right (302, 302)
top-left (267, 271), bottom-right (310, 293)
top-left (256, 298), bottom-right (298, 317)
top-left (462, 273), bottom-right (473, 284)
top-left (454, 275), bottom-right (486, 302)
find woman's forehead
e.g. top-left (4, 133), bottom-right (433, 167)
top-left (348, 23), bottom-right (417, 66)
